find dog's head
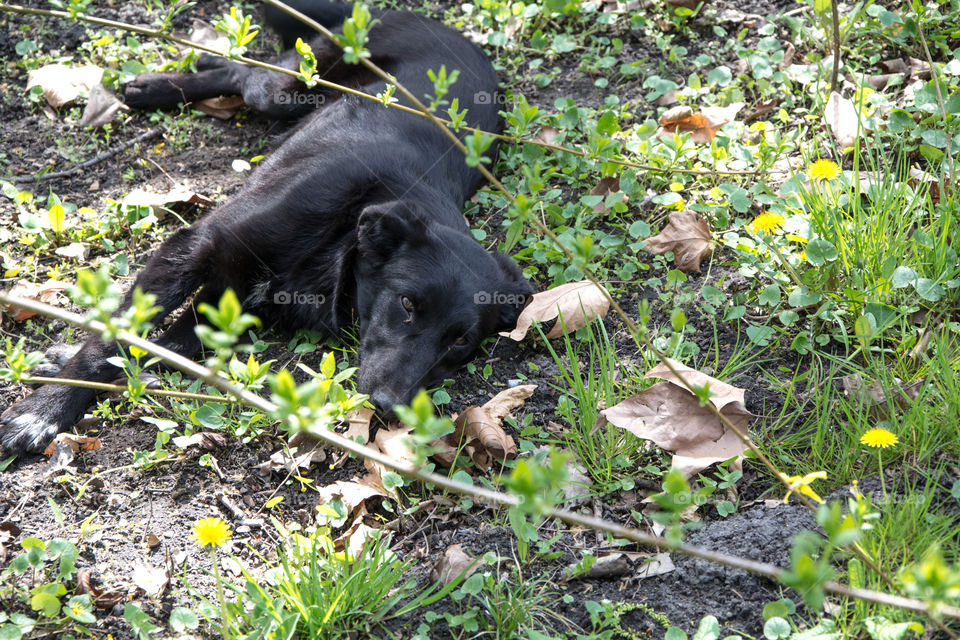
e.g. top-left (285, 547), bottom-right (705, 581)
top-left (354, 200), bottom-right (533, 413)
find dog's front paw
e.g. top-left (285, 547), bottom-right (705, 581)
top-left (123, 74), bottom-right (186, 109)
top-left (0, 385), bottom-right (86, 455)
top-left (0, 404), bottom-right (62, 455)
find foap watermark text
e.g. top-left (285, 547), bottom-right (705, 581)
top-left (274, 290), bottom-right (326, 306)
top-left (474, 291), bottom-right (529, 305)
top-left (274, 92), bottom-right (326, 106)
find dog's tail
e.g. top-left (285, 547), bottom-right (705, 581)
top-left (265, 0), bottom-right (354, 49)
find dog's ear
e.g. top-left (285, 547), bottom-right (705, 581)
top-left (492, 253), bottom-right (535, 331)
top-left (357, 202), bottom-right (426, 260)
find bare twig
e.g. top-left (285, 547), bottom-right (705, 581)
top-left (3, 126), bottom-right (164, 184)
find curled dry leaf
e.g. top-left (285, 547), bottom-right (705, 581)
top-left (482, 384), bottom-right (537, 419)
top-left (76, 568), bottom-right (125, 609)
top-left (431, 544), bottom-right (480, 584)
top-left (840, 373), bottom-right (924, 420)
top-left (123, 186), bottom-right (214, 212)
top-left (256, 433), bottom-right (326, 475)
top-left (452, 407), bottom-right (515, 469)
top-left (656, 103), bottom-right (744, 144)
top-left (80, 84), bottom-right (129, 127)
top-left (589, 176), bottom-right (628, 214)
top-left (341, 407), bottom-right (374, 444)
top-left (195, 95), bottom-right (246, 120)
top-left (643, 210), bottom-right (713, 273)
top-left (535, 125), bottom-right (560, 144)
top-left (824, 91), bottom-right (861, 151)
top-left (437, 385), bottom-right (534, 470)
top-left (602, 359), bottom-right (751, 477)
top-left (568, 551), bottom-right (674, 580)
top-left (26, 64), bottom-right (103, 108)
top-left (316, 477), bottom-right (387, 516)
top-left (502, 281), bottom-right (610, 341)
top-left (4, 280), bottom-right (71, 321)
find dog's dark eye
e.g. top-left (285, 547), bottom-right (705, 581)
top-left (454, 337), bottom-right (469, 347)
top-left (401, 296), bottom-right (414, 313)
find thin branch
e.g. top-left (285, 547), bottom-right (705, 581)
top-left (1, 292), bottom-right (958, 620)
top-left (3, 126), bottom-right (164, 184)
top-left (18, 375), bottom-right (245, 404)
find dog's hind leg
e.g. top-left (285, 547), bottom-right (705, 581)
top-left (0, 227), bottom-right (214, 454)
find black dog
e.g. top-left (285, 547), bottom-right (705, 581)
top-left (0, 0), bottom-right (533, 454)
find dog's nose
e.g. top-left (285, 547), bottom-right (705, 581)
top-left (370, 390), bottom-right (406, 415)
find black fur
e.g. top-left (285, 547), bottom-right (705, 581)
top-left (0, 1), bottom-right (533, 454)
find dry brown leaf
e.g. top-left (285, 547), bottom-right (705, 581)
top-left (373, 423), bottom-right (417, 465)
top-left (879, 58), bottom-right (909, 74)
top-left (76, 568), bottom-right (125, 609)
top-left (840, 374), bottom-right (924, 419)
top-left (568, 551), bottom-right (674, 579)
top-left (643, 210), bottom-right (713, 273)
top-left (123, 186), bottom-right (214, 212)
top-left (4, 280), bottom-right (70, 321)
top-left (256, 433), bottom-right (326, 474)
top-left (194, 95), bottom-right (245, 119)
top-left (80, 84), bottom-right (129, 127)
top-left (602, 359), bottom-right (751, 477)
top-left (43, 433), bottom-right (101, 456)
top-left (481, 384), bottom-right (537, 419)
top-left (316, 478), bottom-right (387, 515)
top-left (535, 125), bottom-right (560, 144)
top-left (334, 521), bottom-right (380, 559)
top-left (452, 407), bottom-right (516, 469)
top-left (26, 64), bottom-right (103, 108)
top-left (588, 176), bottom-right (628, 214)
top-left (743, 98), bottom-right (780, 123)
top-left (146, 533), bottom-right (161, 549)
top-left (825, 91), bottom-right (860, 151)
top-left (341, 407), bottom-right (373, 444)
top-left (502, 281), bottom-right (610, 341)
top-left (431, 544), bottom-right (480, 584)
top-left (656, 103), bottom-right (743, 144)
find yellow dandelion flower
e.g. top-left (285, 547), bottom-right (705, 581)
top-left (797, 251), bottom-right (807, 263)
top-left (860, 428), bottom-right (898, 449)
top-left (747, 212), bottom-right (785, 235)
top-left (669, 181), bottom-right (684, 192)
top-left (192, 517), bottom-right (232, 548)
top-left (708, 186), bottom-right (723, 200)
top-left (780, 471), bottom-right (827, 504)
top-left (808, 159), bottom-right (840, 182)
